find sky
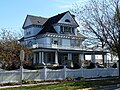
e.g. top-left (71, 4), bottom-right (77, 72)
top-left (0, 0), bottom-right (88, 31)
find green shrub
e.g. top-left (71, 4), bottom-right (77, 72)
top-left (66, 77), bottom-right (74, 81)
top-left (75, 77), bottom-right (84, 80)
top-left (23, 64), bottom-right (44, 70)
top-left (112, 63), bottom-right (117, 68)
top-left (47, 65), bottom-right (64, 70)
top-left (86, 62), bottom-right (95, 69)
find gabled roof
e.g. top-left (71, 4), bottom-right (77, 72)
top-left (23, 11), bottom-right (79, 36)
top-left (37, 11), bottom-right (69, 35)
top-left (39, 25), bottom-right (57, 34)
top-left (43, 11), bottom-right (68, 26)
top-left (22, 15), bottom-right (48, 29)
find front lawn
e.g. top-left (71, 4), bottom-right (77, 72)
top-left (0, 78), bottom-right (120, 90)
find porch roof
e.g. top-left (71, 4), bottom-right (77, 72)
top-left (32, 47), bottom-right (109, 54)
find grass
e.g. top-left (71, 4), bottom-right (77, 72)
top-left (0, 78), bottom-right (120, 90)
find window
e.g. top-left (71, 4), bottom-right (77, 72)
top-left (60, 26), bottom-right (75, 34)
top-left (28, 41), bottom-right (33, 47)
top-left (76, 40), bottom-right (80, 46)
top-left (71, 40), bottom-right (75, 46)
top-left (53, 38), bottom-right (58, 45)
top-left (72, 28), bottom-right (74, 33)
top-left (64, 27), bottom-right (71, 33)
top-left (26, 31), bottom-right (31, 35)
top-left (65, 19), bottom-right (70, 22)
top-left (60, 26), bottom-right (63, 33)
top-left (54, 40), bottom-right (58, 44)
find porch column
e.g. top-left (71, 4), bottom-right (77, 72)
top-left (104, 54), bottom-right (107, 64)
top-left (39, 52), bottom-right (42, 64)
top-left (79, 53), bottom-right (85, 61)
top-left (68, 53), bottom-right (72, 60)
top-left (55, 51), bottom-right (58, 64)
top-left (68, 53), bottom-right (73, 67)
top-left (41, 52), bottom-right (45, 65)
top-left (33, 53), bottom-right (36, 64)
top-left (91, 54), bottom-right (95, 63)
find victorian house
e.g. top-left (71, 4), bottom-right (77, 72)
top-left (20, 11), bottom-right (108, 68)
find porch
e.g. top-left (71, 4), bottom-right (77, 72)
top-left (32, 49), bottom-right (108, 68)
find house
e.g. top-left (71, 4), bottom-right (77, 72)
top-left (20, 11), bottom-right (108, 68)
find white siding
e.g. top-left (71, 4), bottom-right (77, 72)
top-left (24, 18), bottom-right (32, 27)
top-left (36, 37), bottom-right (51, 45)
top-left (62, 39), bottom-right (70, 47)
top-left (24, 27), bottom-right (42, 38)
top-left (24, 37), bottom-right (36, 47)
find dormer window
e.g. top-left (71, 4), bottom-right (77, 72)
top-left (65, 19), bottom-right (70, 23)
top-left (37, 21), bottom-right (40, 23)
top-left (60, 26), bottom-right (74, 34)
top-left (64, 27), bottom-right (71, 33)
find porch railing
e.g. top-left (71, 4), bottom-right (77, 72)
top-left (32, 43), bottom-right (108, 51)
top-left (32, 43), bottom-right (86, 50)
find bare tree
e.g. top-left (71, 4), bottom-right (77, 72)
top-left (0, 29), bottom-right (32, 70)
top-left (71, 0), bottom-right (120, 77)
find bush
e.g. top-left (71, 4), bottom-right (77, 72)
top-left (75, 77), bottom-right (84, 80)
top-left (1, 64), bottom-right (20, 70)
top-left (23, 64), bottom-right (44, 70)
top-left (47, 65), bottom-right (64, 70)
top-left (66, 64), bottom-right (81, 69)
top-left (86, 62), bottom-right (95, 69)
top-left (66, 77), bottom-right (74, 81)
top-left (112, 63), bottom-right (117, 68)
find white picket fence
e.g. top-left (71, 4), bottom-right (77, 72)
top-left (0, 67), bottom-right (118, 83)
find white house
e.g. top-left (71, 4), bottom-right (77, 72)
top-left (20, 11), bottom-right (108, 68)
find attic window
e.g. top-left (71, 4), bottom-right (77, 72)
top-left (65, 19), bottom-right (70, 22)
top-left (37, 21), bottom-right (40, 23)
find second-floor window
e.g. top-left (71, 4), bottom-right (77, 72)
top-left (52, 38), bottom-right (58, 45)
top-left (60, 26), bottom-right (74, 34)
top-left (26, 31), bottom-right (31, 35)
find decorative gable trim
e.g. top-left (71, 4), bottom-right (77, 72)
top-left (22, 15), bottom-right (48, 29)
top-left (58, 11), bottom-right (79, 27)
top-left (22, 15), bottom-right (32, 29)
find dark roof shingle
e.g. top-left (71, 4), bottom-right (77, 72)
top-left (23, 15), bottom-right (48, 29)
top-left (28, 15), bottom-right (48, 26)
top-left (37, 11), bottom-right (68, 35)
top-left (43, 11), bottom-right (68, 26)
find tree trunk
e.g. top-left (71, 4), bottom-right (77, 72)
top-left (102, 42), bottom-right (105, 66)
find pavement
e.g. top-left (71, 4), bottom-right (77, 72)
top-left (0, 77), bottom-right (119, 89)
top-left (0, 82), bottom-right (59, 89)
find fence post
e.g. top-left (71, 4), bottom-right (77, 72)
top-left (81, 67), bottom-right (84, 78)
top-left (95, 66), bottom-right (98, 78)
top-left (44, 66), bottom-right (47, 80)
top-left (64, 66), bottom-right (66, 79)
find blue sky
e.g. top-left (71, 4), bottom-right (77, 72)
top-left (0, 0), bottom-right (87, 31)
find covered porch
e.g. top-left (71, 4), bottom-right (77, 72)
top-left (32, 48), bottom-right (108, 68)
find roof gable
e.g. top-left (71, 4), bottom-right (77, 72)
top-left (22, 15), bottom-right (48, 29)
top-left (37, 11), bottom-right (68, 35)
top-left (58, 11), bottom-right (79, 27)
top-left (43, 11), bottom-right (68, 26)
top-left (22, 16), bottom-right (32, 29)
